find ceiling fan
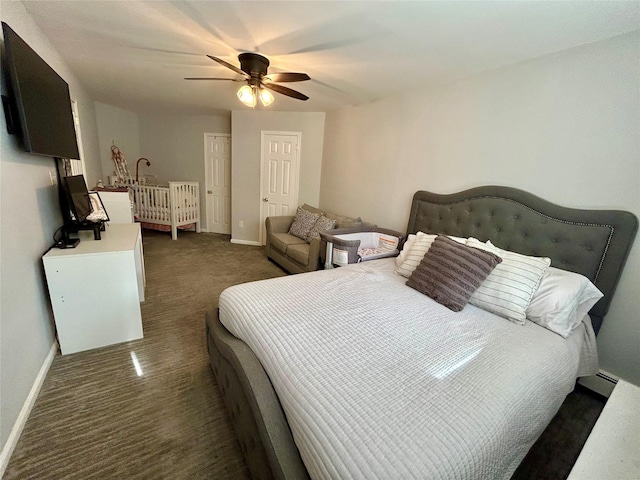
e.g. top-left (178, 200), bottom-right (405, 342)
top-left (185, 53), bottom-right (310, 107)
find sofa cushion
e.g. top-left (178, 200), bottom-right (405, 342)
top-left (289, 207), bottom-right (321, 240)
top-left (287, 242), bottom-right (310, 265)
top-left (271, 232), bottom-right (307, 255)
top-left (306, 216), bottom-right (336, 242)
top-left (302, 204), bottom-right (325, 216)
top-left (324, 212), bottom-right (362, 229)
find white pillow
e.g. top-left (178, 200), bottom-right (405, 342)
top-left (526, 267), bottom-right (603, 337)
top-left (396, 234), bottom-right (417, 267)
top-left (467, 239), bottom-right (551, 325)
top-left (395, 233), bottom-right (466, 278)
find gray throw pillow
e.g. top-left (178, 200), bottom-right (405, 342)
top-left (305, 215), bottom-right (336, 242)
top-left (289, 207), bottom-right (321, 240)
top-left (406, 235), bottom-right (502, 312)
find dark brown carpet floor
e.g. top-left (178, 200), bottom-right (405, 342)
top-left (5, 229), bottom-right (605, 479)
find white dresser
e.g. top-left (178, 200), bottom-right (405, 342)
top-left (43, 223), bottom-right (145, 355)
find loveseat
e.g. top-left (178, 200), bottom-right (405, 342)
top-left (265, 204), bottom-right (372, 274)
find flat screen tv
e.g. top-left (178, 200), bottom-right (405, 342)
top-left (2, 21), bottom-right (80, 159)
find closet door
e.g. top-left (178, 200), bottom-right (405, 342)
top-left (259, 131), bottom-right (301, 244)
top-left (205, 133), bottom-right (231, 234)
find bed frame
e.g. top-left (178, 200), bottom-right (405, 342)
top-left (108, 175), bottom-right (201, 240)
top-left (205, 186), bottom-right (637, 480)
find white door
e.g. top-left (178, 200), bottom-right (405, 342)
top-left (260, 132), bottom-right (301, 245)
top-left (204, 134), bottom-right (231, 234)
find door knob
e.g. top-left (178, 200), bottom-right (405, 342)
top-left (207, 190), bottom-right (212, 194)
top-left (263, 197), bottom-right (269, 202)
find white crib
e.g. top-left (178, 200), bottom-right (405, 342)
top-left (108, 176), bottom-right (200, 240)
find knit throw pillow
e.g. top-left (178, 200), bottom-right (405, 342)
top-left (289, 207), bottom-right (321, 240)
top-left (406, 235), bottom-right (502, 312)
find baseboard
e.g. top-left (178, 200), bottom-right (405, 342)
top-left (230, 239), bottom-right (262, 246)
top-left (0, 341), bottom-right (57, 476)
top-left (578, 369), bottom-right (619, 398)
top-left (201, 228), bottom-right (233, 236)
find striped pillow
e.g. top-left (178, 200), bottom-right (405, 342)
top-left (395, 232), bottom-right (436, 277)
top-left (395, 233), bottom-right (467, 278)
top-left (395, 234), bottom-right (417, 267)
top-left (406, 236), bottom-right (502, 312)
top-left (466, 238), bottom-right (551, 325)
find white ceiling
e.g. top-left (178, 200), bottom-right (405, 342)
top-left (22, 1), bottom-right (640, 115)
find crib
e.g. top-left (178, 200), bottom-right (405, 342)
top-left (108, 176), bottom-right (200, 240)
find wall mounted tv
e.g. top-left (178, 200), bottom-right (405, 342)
top-left (2, 21), bottom-right (80, 159)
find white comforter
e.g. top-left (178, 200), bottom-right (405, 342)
top-left (219, 258), bottom-right (597, 480)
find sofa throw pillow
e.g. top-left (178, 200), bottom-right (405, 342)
top-left (289, 207), bottom-right (321, 240)
top-left (466, 238), bottom-right (551, 325)
top-left (306, 215), bottom-right (336, 242)
top-left (406, 235), bottom-right (502, 312)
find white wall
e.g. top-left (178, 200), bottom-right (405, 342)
top-left (138, 111), bottom-right (230, 230)
top-left (231, 110), bottom-right (326, 243)
top-left (0, 1), bottom-right (103, 456)
top-left (321, 32), bottom-right (640, 385)
top-left (95, 102), bottom-right (141, 183)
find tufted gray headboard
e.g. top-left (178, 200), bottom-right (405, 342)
top-left (406, 186), bottom-right (637, 333)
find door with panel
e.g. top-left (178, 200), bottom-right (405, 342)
top-left (260, 132), bottom-right (301, 244)
top-left (205, 134), bottom-right (231, 234)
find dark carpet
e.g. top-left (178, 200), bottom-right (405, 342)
top-left (5, 229), bottom-right (605, 479)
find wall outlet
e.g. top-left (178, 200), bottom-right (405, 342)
top-left (49, 170), bottom-right (57, 186)
top-left (239, 221), bottom-right (244, 228)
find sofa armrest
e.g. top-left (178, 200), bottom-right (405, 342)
top-left (266, 216), bottom-right (295, 235)
top-left (265, 216), bottom-right (295, 259)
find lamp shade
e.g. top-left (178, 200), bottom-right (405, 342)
top-left (237, 84), bottom-right (256, 107)
top-left (259, 88), bottom-right (275, 107)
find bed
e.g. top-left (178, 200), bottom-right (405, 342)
top-left (205, 186), bottom-right (637, 480)
top-left (108, 175), bottom-right (201, 240)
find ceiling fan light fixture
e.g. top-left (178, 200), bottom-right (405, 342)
top-left (259, 88), bottom-right (274, 107)
top-left (237, 84), bottom-right (256, 107)
top-left (194, 53), bottom-right (309, 105)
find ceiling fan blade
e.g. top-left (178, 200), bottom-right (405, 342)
top-left (265, 72), bottom-right (310, 83)
top-left (184, 77), bottom-right (243, 81)
top-left (207, 55), bottom-right (249, 78)
top-left (264, 83), bottom-right (309, 101)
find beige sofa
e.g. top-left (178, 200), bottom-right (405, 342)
top-left (266, 204), bottom-right (371, 274)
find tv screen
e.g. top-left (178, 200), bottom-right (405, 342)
top-left (2, 22), bottom-right (80, 159)
top-left (62, 175), bottom-right (91, 223)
